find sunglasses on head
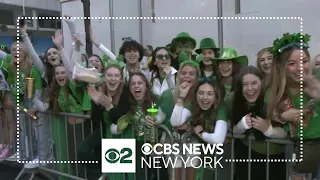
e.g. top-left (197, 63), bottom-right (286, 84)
top-left (156, 54), bottom-right (170, 60)
top-left (198, 76), bottom-right (216, 84)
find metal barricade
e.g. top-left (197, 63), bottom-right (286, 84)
top-left (0, 108), bottom-right (317, 180)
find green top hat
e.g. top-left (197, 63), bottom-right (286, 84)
top-left (195, 38), bottom-right (219, 54)
top-left (171, 32), bottom-right (197, 53)
top-left (212, 48), bottom-right (248, 67)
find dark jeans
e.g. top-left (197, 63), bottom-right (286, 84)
top-left (234, 140), bottom-right (286, 180)
top-left (77, 125), bottom-right (105, 180)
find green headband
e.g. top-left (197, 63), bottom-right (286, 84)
top-left (272, 33), bottom-right (310, 56)
top-left (105, 61), bottom-right (122, 69)
top-left (180, 60), bottom-right (200, 68)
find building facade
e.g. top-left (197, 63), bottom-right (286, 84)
top-left (0, 0), bottom-right (61, 54)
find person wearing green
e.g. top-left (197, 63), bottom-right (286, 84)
top-left (51, 30), bottom-right (92, 179)
top-left (162, 60), bottom-right (201, 180)
top-left (0, 42), bottom-right (44, 161)
top-left (84, 63), bottom-right (131, 180)
top-left (266, 33), bottom-right (320, 177)
top-left (212, 48), bottom-right (248, 100)
top-left (195, 38), bottom-right (220, 79)
top-left (189, 77), bottom-right (228, 180)
top-left (111, 72), bottom-right (167, 180)
top-left (228, 66), bottom-right (287, 180)
top-left (170, 32), bottom-right (197, 70)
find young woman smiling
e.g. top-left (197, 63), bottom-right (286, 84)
top-left (195, 38), bottom-right (220, 78)
top-left (110, 72), bottom-right (164, 180)
top-left (149, 47), bottom-right (177, 99)
top-left (191, 77), bottom-right (228, 180)
top-left (168, 60), bottom-right (201, 180)
top-left (50, 31), bottom-right (91, 178)
top-left (21, 17), bottom-right (78, 87)
top-left (267, 33), bottom-right (320, 177)
top-left (230, 66), bottom-right (287, 180)
top-left (212, 48), bottom-right (248, 100)
top-left (81, 63), bottom-right (131, 179)
top-left (256, 47), bottom-right (274, 88)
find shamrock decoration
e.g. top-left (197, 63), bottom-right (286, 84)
top-left (271, 33), bottom-right (311, 56)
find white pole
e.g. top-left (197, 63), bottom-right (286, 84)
top-left (23, 0), bottom-right (25, 15)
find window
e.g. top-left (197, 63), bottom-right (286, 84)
top-left (235, 0), bottom-right (241, 14)
top-left (0, 9), bottom-right (15, 25)
top-left (37, 11), bottom-right (61, 29)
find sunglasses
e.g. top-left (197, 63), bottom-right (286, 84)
top-left (156, 54), bottom-right (170, 60)
top-left (198, 76), bottom-right (216, 84)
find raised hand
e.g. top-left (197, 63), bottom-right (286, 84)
top-left (99, 93), bottom-right (113, 109)
top-left (89, 25), bottom-right (98, 46)
top-left (52, 30), bottom-right (63, 50)
top-left (303, 71), bottom-right (320, 100)
top-left (72, 34), bottom-right (83, 50)
top-left (178, 81), bottom-right (191, 99)
top-left (163, 66), bottom-right (172, 76)
top-left (87, 86), bottom-right (101, 105)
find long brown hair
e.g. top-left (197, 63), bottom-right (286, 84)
top-left (101, 65), bottom-right (124, 106)
top-left (190, 79), bottom-right (223, 132)
top-left (44, 46), bottom-right (61, 86)
top-left (149, 47), bottom-right (174, 88)
top-left (266, 46), bottom-right (310, 120)
top-left (216, 61), bottom-right (241, 95)
top-left (128, 72), bottom-right (155, 114)
top-left (50, 64), bottom-right (70, 115)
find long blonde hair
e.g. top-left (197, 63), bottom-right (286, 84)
top-left (266, 47), bottom-right (310, 120)
top-left (174, 62), bottom-right (201, 102)
top-left (10, 42), bottom-right (32, 75)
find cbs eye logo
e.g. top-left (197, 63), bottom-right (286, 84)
top-left (105, 147), bottom-right (132, 164)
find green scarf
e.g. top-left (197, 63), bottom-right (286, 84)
top-left (58, 87), bottom-right (82, 113)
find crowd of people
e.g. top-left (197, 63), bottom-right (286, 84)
top-left (0, 16), bottom-right (320, 180)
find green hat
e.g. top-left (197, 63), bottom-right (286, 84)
top-left (171, 32), bottom-right (197, 53)
top-left (178, 51), bottom-right (192, 63)
top-left (196, 54), bottom-right (203, 63)
top-left (212, 48), bottom-right (248, 67)
top-left (195, 38), bottom-right (219, 54)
